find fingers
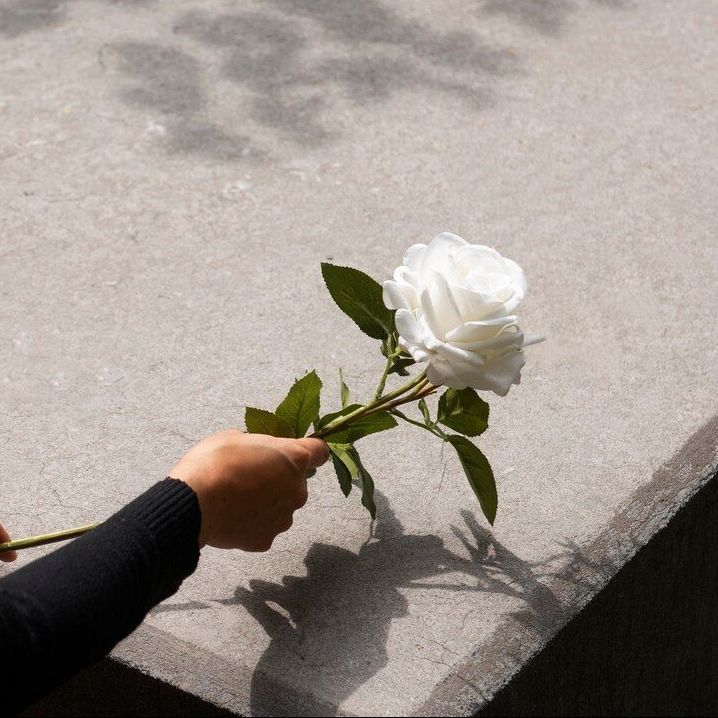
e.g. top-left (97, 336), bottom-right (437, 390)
top-left (275, 514), bottom-right (294, 533)
top-left (0, 524), bottom-right (17, 563)
top-left (278, 438), bottom-right (328, 475)
top-left (295, 438), bottom-right (330, 468)
top-left (293, 480), bottom-right (309, 508)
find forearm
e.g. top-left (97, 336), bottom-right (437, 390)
top-left (0, 479), bottom-right (200, 714)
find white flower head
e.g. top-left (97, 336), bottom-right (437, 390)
top-left (383, 232), bottom-right (542, 396)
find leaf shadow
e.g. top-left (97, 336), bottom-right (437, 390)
top-left (477, 0), bottom-right (631, 38)
top-left (108, 0), bottom-right (512, 161)
top-left (1, 0), bottom-right (630, 161)
top-left (104, 0), bottom-right (628, 159)
top-left (0, 0), bottom-right (155, 39)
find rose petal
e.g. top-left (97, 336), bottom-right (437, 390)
top-left (445, 316), bottom-right (518, 344)
top-left (472, 349), bottom-right (526, 396)
top-left (402, 243), bottom-right (427, 272)
top-left (433, 338), bottom-right (487, 366)
top-left (419, 288), bottom-right (444, 340)
top-left (448, 326), bottom-right (524, 353)
top-left (426, 356), bottom-right (468, 389)
top-left (427, 271), bottom-right (463, 334)
top-left (383, 280), bottom-right (417, 311)
top-left (502, 257), bottom-right (527, 296)
top-left (393, 266), bottom-right (418, 285)
top-left (448, 283), bottom-right (507, 322)
top-left (453, 245), bottom-right (504, 278)
top-left (419, 232), bottom-right (467, 282)
top-left (394, 308), bottom-right (424, 346)
top-left (522, 333), bottom-right (545, 347)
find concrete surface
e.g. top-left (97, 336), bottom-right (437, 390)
top-left (25, 464), bottom-right (718, 717)
top-left (1, 0), bottom-right (717, 715)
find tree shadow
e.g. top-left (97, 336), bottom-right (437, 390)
top-left (1, 0), bottom-right (629, 160)
top-left (111, 1), bottom-right (513, 158)
top-left (0, 0), bottom-right (154, 39)
top-left (109, 42), bottom-right (262, 161)
top-left (106, 0), bottom-right (626, 159)
top-left (222, 491), bottom-right (572, 716)
top-left (167, 0), bottom-right (517, 147)
top-left (478, 0), bottom-right (630, 38)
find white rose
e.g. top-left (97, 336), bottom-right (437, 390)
top-left (382, 232), bottom-right (541, 396)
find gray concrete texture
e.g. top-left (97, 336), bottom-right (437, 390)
top-left (0, 0), bottom-right (716, 715)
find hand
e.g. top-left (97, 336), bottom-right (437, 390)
top-left (0, 523), bottom-right (17, 563)
top-left (170, 430), bottom-right (329, 552)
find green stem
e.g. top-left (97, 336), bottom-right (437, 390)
top-left (313, 370), bottom-right (427, 439)
top-left (0, 523), bottom-right (99, 554)
top-left (371, 378), bottom-right (431, 414)
top-left (373, 354), bottom-right (393, 401)
top-left (413, 383), bottom-right (438, 402)
top-left (391, 407), bottom-right (447, 440)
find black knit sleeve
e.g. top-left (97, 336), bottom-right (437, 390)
top-left (0, 478), bottom-right (201, 715)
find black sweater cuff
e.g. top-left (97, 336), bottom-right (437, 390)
top-left (109, 478), bottom-right (202, 606)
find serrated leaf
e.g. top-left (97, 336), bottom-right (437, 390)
top-left (275, 371), bottom-right (322, 438)
top-left (326, 410), bottom-right (397, 444)
top-left (329, 442), bottom-right (357, 497)
top-left (351, 448), bottom-right (377, 519)
top-left (245, 408), bottom-right (295, 438)
top-left (321, 263), bottom-right (395, 340)
top-left (339, 368), bottom-right (351, 409)
top-left (437, 388), bottom-right (490, 437)
top-left (418, 398), bottom-right (432, 425)
top-left (446, 435), bottom-right (497, 525)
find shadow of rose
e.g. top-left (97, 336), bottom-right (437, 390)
top-left (222, 491), bottom-right (570, 716)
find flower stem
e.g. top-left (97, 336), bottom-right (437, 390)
top-left (391, 407), bottom-right (447, 440)
top-left (373, 354), bottom-right (393, 401)
top-left (314, 370), bottom-right (427, 439)
top-left (0, 523), bottom-right (99, 554)
top-left (371, 378), bottom-right (432, 414)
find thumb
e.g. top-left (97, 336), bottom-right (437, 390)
top-left (296, 438), bottom-right (330, 468)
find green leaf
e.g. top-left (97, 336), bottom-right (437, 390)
top-left (326, 411), bottom-right (397, 444)
top-left (437, 388), bottom-right (490, 437)
top-left (418, 398), bottom-right (432, 425)
top-left (245, 408), bottom-right (295, 438)
top-left (339, 368), bottom-right (351, 409)
top-left (351, 448), bottom-right (377, 519)
top-left (275, 371), bottom-right (322, 438)
top-left (446, 435), bottom-right (497, 525)
top-left (329, 444), bottom-right (377, 518)
top-left (329, 442), bottom-right (357, 497)
top-left (321, 263), bottom-right (395, 340)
